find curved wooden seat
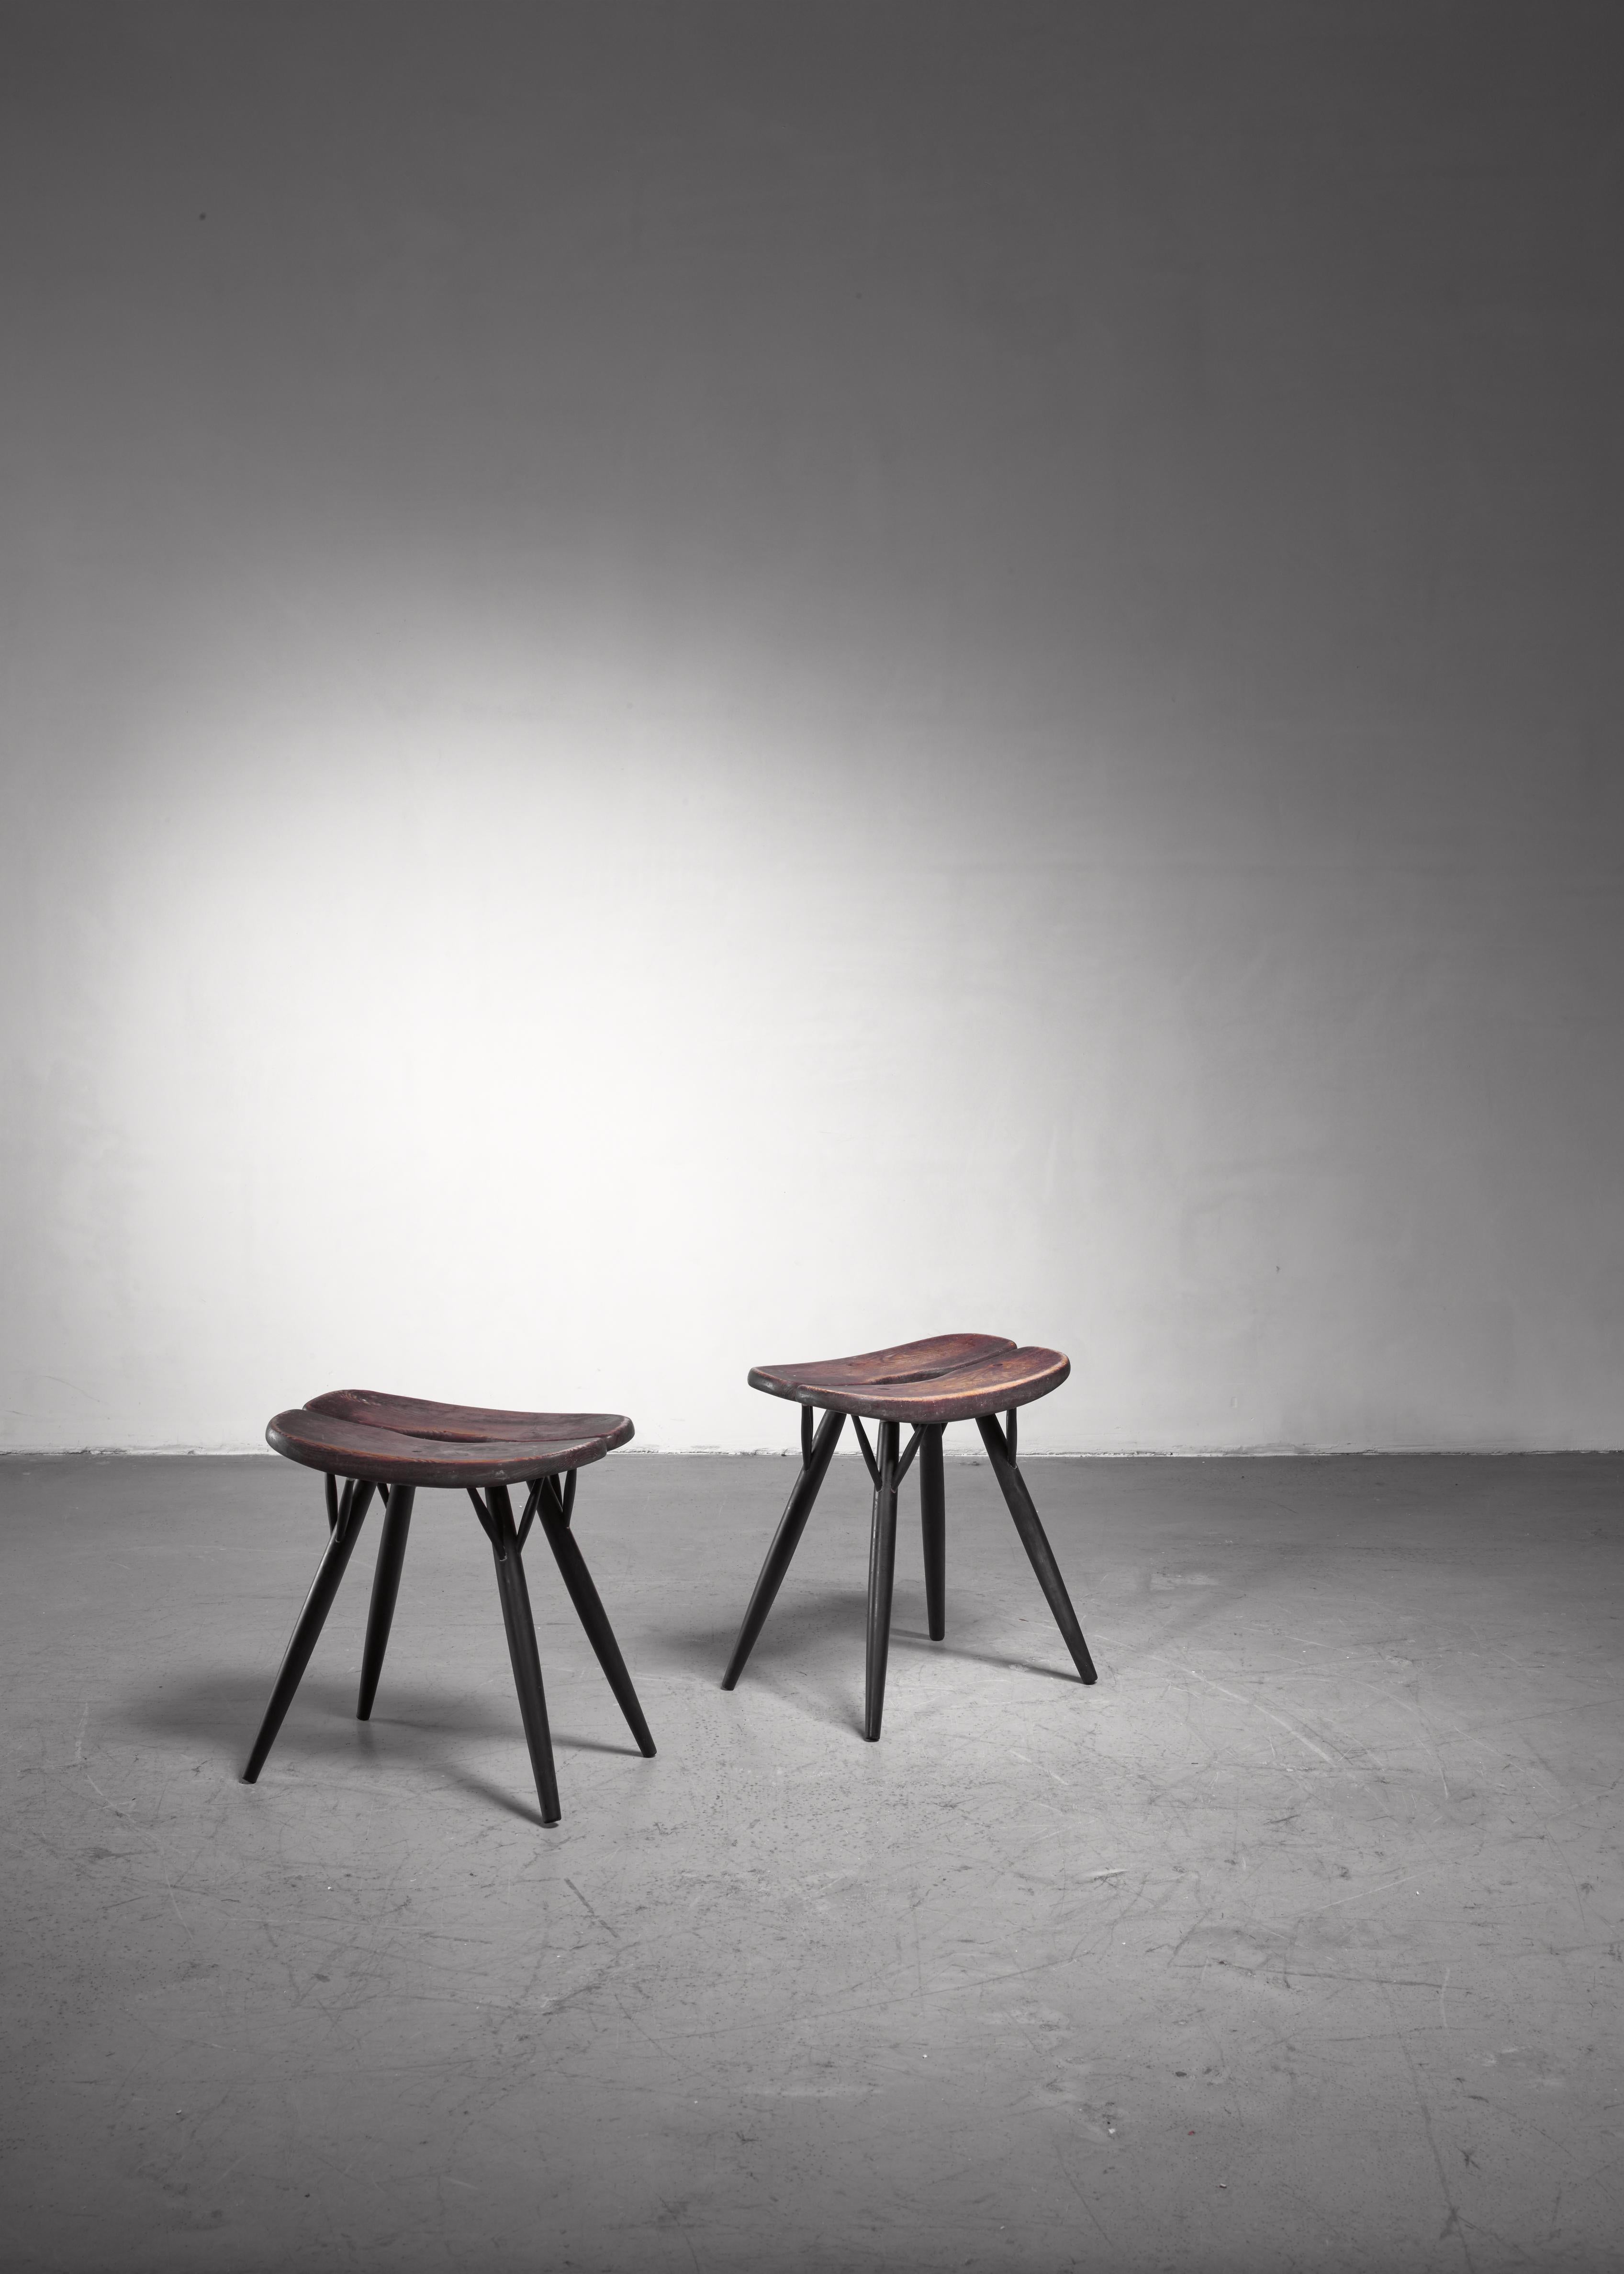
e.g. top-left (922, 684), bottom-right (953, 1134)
top-left (247, 1385), bottom-right (651, 1826)
top-left (728, 1329), bottom-right (1093, 1737)
top-left (268, 1389), bottom-right (634, 1487)
top-left (748, 1333), bottom-right (1069, 1423)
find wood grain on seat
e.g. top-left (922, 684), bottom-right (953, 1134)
top-left (268, 1390), bottom-right (633, 1486)
top-left (749, 1334), bottom-right (1068, 1424)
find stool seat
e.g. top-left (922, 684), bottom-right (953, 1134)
top-left (245, 1385), bottom-right (653, 1825)
top-left (748, 1334), bottom-right (1069, 1424)
top-left (268, 1388), bottom-right (634, 1487)
top-left (725, 1330), bottom-right (1095, 1739)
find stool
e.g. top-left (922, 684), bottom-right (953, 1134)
top-left (244, 1389), bottom-right (656, 1824)
top-left (722, 1334), bottom-right (1097, 1737)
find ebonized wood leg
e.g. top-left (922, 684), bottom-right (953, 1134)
top-left (535, 1483), bottom-right (656, 1757)
top-left (485, 1483), bottom-right (561, 1824)
top-left (919, 1423), bottom-right (946, 1641)
top-left (975, 1414), bottom-right (1098, 1683)
top-left (357, 1484), bottom-right (415, 1721)
top-left (244, 1477), bottom-right (376, 1782)
top-left (721, 1407), bottom-right (846, 1688)
top-left (863, 1419), bottom-right (901, 1741)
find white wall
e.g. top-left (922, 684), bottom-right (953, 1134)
top-left (4, 3), bottom-right (1621, 1453)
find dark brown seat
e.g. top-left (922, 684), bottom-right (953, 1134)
top-left (724, 1334), bottom-right (1096, 1739)
top-left (245, 1390), bottom-right (654, 1824)
top-left (748, 1334), bottom-right (1070, 1423)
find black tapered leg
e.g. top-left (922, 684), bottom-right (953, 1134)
top-left (357, 1484), bottom-right (415, 1721)
top-left (722, 1407), bottom-right (846, 1687)
top-left (919, 1423), bottom-right (946, 1641)
top-left (244, 1478), bottom-right (377, 1782)
top-left (485, 1484), bottom-right (561, 1824)
top-left (975, 1414), bottom-right (1097, 1683)
top-left (863, 1419), bottom-right (901, 1741)
top-left (535, 1481), bottom-right (656, 1756)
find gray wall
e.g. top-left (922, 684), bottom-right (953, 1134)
top-left (3, 2), bottom-right (1621, 1452)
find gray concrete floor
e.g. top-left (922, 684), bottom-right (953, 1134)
top-left (1, 1451), bottom-right (1619, 2273)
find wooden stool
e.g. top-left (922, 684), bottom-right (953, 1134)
top-left (244, 1389), bottom-right (655, 1824)
top-left (723, 1334), bottom-right (1097, 1737)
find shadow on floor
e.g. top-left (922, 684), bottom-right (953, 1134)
top-left (118, 1667), bottom-right (646, 1824)
top-left (888, 1624), bottom-right (1083, 1682)
top-left (659, 1584), bottom-right (1088, 1713)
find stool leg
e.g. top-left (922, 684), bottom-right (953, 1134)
top-left (863, 1420), bottom-right (901, 1741)
top-left (919, 1423), bottom-right (946, 1641)
top-left (535, 1482), bottom-right (657, 1757)
top-left (357, 1484), bottom-right (415, 1721)
top-left (244, 1478), bottom-right (377, 1782)
top-left (485, 1484), bottom-right (561, 1825)
top-left (722, 1407), bottom-right (846, 1688)
top-left (975, 1414), bottom-right (1098, 1684)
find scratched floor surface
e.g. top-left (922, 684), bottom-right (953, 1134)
top-left (1, 1452), bottom-right (1619, 2273)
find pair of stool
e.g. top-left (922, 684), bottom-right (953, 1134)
top-left (244, 1335), bottom-right (1096, 1824)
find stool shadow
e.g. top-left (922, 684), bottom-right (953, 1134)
top-left (660, 1584), bottom-right (873, 1681)
top-left (122, 1668), bottom-right (646, 1817)
top-left (664, 1587), bottom-right (1081, 1731)
top-left (663, 1585), bottom-right (1086, 1697)
top-left (889, 1625), bottom-right (1086, 1684)
top-left (648, 1589), bottom-right (863, 1732)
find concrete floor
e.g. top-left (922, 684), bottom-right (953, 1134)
top-left (1, 1451), bottom-right (1619, 2274)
